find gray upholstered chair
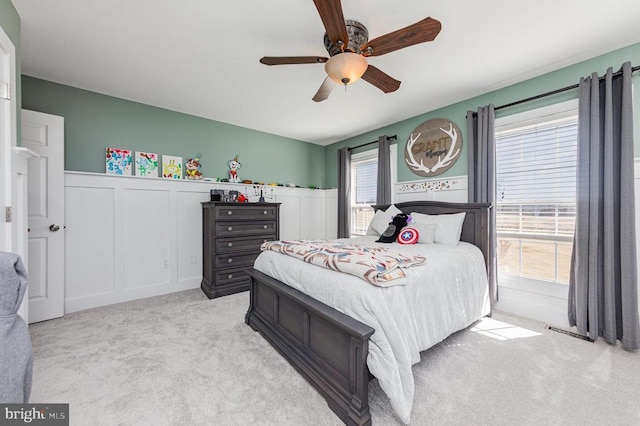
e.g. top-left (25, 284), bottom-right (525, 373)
top-left (0, 252), bottom-right (32, 403)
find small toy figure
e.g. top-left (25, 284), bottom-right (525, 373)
top-left (228, 155), bottom-right (242, 183)
top-left (377, 213), bottom-right (412, 243)
top-left (185, 154), bottom-right (203, 180)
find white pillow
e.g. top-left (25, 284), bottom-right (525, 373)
top-left (409, 223), bottom-right (438, 244)
top-left (366, 204), bottom-right (403, 236)
top-left (410, 212), bottom-right (466, 245)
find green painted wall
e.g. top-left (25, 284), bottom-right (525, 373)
top-left (1, 0), bottom-right (20, 142)
top-left (21, 76), bottom-right (326, 187)
top-left (0, 1), bottom-right (18, 40)
top-left (324, 43), bottom-right (640, 188)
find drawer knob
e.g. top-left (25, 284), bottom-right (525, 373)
top-left (227, 211), bottom-right (233, 216)
top-left (227, 226), bottom-right (233, 231)
top-left (263, 225), bottom-right (268, 229)
top-left (228, 274), bottom-right (233, 279)
top-left (263, 210), bottom-right (268, 215)
top-left (227, 258), bottom-right (233, 264)
top-left (227, 242), bottom-right (233, 247)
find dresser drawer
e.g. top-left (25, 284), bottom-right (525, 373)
top-left (215, 252), bottom-right (260, 270)
top-left (216, 267), bottom-right (251, 285)
top-left (215, 205), bottom-right (278, 221)
top-left (215, 235), bottom-right (275, 253)
top-left (216, 221), bottom-right (276, 237)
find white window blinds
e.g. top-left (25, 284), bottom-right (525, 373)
top-left (353, 158), bottom-right (377, 205)
top-left (495, 115), bottom-right (578, 238)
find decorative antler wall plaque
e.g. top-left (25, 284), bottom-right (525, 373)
top-left (404, 118), bottom-right (463, 177)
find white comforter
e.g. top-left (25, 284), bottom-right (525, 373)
top-left (253, 237), bottom-right (491, 424)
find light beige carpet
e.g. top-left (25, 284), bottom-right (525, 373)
top-left (29, 289), bottom-right (639, 425)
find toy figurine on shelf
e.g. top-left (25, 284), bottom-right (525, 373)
top-left (185, 153), bottom-right (203, 180)
top-left (227, 155), bottom-right (242, 183)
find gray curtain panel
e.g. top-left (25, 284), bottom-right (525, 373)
top-left (337, 147), bottom-right (351, 238)
top-left (467, 105), bottom-right (498, 303)
top-left (568, 62), bottom-right (640, 351)
top-left (376, 135), bottom-right (392, 205)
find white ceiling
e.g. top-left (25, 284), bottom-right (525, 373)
top-left (12, 0), bottom-right (640, 146)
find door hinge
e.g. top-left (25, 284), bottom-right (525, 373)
top-left (0, 82), bottom-right (10, 100)
top-left (5, 206), bottom-right (12, 223)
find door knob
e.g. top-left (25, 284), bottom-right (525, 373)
top-left (49, 224), bottom-right (60, 232)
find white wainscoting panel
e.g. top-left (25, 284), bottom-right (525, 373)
top-left (176, 190), bottom-right (210, 283)
top-left (274, 187), bottom-right (327, 240)
top-left (301, 195), bottom-right (325, 239)
top-left (64, 172), bottom-right (330, 313)
top-left (324, 189), bottom-right (337, 240)
top-left (64, 186), bottom-right (115, 305)
top-left (276, 194), bottom-right (302, 240)
top-left (123, 189), bottom-right (171, 291)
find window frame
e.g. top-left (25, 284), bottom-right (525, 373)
top-left (494, 99), bottom-right (578, 298)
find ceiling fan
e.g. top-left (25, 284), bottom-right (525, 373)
top-left (259, 0), bottom-right (441, 102)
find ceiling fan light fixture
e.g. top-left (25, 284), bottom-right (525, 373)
top-left (325, 52), bottom-right (368, 85)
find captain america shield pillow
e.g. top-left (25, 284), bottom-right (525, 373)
top-left (397, 228), bottom-right (419, 244)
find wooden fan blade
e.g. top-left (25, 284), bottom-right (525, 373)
top-left (312, 0), bottom-right (349, 47)
top-left (363, 17), bottom-right (441, 57)
top-left (361, 65), bottom-right (401, 93)
top-left (260, 56), bottom-right (328, 65)
top-left (312, 76), bottom-right (337, 102)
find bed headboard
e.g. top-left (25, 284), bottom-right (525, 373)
top-left (373, 200), bottom-right (492, 273)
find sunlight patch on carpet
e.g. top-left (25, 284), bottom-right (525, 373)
top-left (471, 318), bottom-right (542, 340)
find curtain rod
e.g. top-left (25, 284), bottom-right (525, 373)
top-left (347, 135), bottom-right (397, 151)
top-left (471, 64), bottom-right (640, 116)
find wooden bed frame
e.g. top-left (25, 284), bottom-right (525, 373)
top-left (245, 201), bottom-right (491, 425)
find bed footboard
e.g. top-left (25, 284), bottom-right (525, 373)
top-left (245, 268), bottom-right (375, 426)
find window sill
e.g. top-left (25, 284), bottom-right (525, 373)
top-left (498, 274), bottom-right (569, 300)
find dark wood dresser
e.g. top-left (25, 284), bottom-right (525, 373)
top-left (201, 202), bottom-right (280, 298)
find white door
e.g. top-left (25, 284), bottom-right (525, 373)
top-left (22, 109), bottom-right (65, 323)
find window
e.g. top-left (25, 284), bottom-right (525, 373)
top-left (495, 101), bottom-right (578, 285)
top-left (349, 145), bottom-right (396, 237)
top-left (350, 152), bottom-right (377, 236)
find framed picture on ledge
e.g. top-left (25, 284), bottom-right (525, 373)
top-left (106, 147), bottom-right (133, 176)
top-left (162, 155), bottom-right (183, 179)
